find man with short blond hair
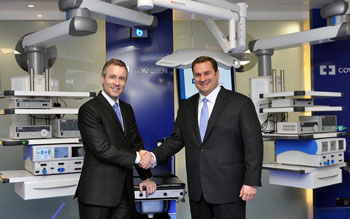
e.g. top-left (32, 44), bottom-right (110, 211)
top-left (76, 58), bottom-right (156, 219)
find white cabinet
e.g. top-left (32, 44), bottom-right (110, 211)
top-left (265, 163), bottom-right (344, 189)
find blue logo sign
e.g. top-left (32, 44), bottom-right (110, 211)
top-left (320, 65), bottom-right (350, 75)
top-left (320, 65), bottom-right (336, 75)
top-left (136, 29), bottom-right (143, 37)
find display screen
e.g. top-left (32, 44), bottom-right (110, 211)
top-left (72, 146), bottom-right (85, 158)
top-left (177, 66), bottom-right (235, 100)
top-left (130, 28), bottom-right (149, 39)
top-left (54, 147), bottom-right (69, 159)
top-left (35, 147), bottom-right (51, 160)
top-left (60, 119), bottom-right (79, 131)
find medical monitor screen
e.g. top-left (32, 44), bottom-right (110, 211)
top-left (35, 147), bottom-right (51, 160)
top-left (54, 147), bottom-right (69, 159)
top-left (177, 66), bottom-right (235, 100)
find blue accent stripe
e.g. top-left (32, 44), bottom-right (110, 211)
top-left (23, 145), bottom-right (32, 161)
top-left (275, 139), bottom-right (318, 155)
top-left (51, 202), bottom-right (65, 219)
top-left (179, 69), bottom-right (186, 100)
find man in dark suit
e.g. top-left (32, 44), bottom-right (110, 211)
top-left (76, 58), bottom-right (156, 219)
top-left (142, 56), bottom-right (263, 219)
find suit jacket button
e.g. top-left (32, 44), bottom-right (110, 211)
top-left (201, 149), bottom-right (204, 152)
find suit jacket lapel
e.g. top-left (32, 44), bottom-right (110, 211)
top-left (203, 87), bottom-right (229, 143)
top-left (97, 92), bottom-right (125, 133)
top-left (190, 94), bottom-right (202, 145)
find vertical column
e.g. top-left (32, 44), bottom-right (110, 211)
top-left (255, 49), bottom-right (274, 76)
top-left (25, 46), bottom-right (45, 75)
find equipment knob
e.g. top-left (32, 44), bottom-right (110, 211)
top-left (40, 129), bottom-right (48, 137)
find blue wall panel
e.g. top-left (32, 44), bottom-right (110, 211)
top-left (311, 9), bottom-right (350, 211)
top-left (106, 9), bottom-right (175, 217)
top-left (105, 10), bottom-right (174, 157)
top-left (314, 207), bottom-right (349, 219)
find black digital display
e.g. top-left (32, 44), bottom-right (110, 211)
top-left (72, 146), bottom-right (85, 157)
top-left (130, 28), bottom-right (149, 39)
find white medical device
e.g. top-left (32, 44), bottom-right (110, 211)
top-left (10, 125), bottom-right (52, 140)
top-left (275, 138), bottom-right (346, 167)
top-left (24, 144), bottom-right (85, 175)
top-left (52, 119), bottom-right (81, 138)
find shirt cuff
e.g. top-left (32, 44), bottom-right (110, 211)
top-left (135, 151), bottom-right (141, 164)
top-left (151, 152), bottom-right (157, 168)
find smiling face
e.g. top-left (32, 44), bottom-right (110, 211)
top-left (193, 61), bottom-right (220, 96)
top-left (100, 64), bottom-right (128, 101)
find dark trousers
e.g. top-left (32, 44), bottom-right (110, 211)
top-left (190, 195), bottom-right (246, 219)
top-left (78, 188), bottom-right (133, 219)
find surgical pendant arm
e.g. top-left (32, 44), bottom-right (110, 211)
top-left (249, 23), bottom-right (350, 52)
top-left (23, 0), bottom-right (157, 48)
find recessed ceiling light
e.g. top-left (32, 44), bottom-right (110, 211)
top-left (27, 4), bottom-right (35, 8)
top-left (37, 14), bottom-right (43, 18)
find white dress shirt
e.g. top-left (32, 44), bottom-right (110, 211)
top-left (198, 85), bottom-right (221, 127)
top-left (101, 90), bottom-right (122, 116)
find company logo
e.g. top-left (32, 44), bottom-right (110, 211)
top-left (320, 65), bottom-right (350, 75)
top-left (133, 67), bottom-right (168, 74)
top-left (136, 29), bottom-right (143, 37)
top-left (320, 65), bottom-right (336, 75)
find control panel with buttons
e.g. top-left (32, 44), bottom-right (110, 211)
top-left (24, 144), bottom-right (84, 175)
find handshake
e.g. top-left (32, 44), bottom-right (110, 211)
top-left (138, 150), bottom-right (155, 169)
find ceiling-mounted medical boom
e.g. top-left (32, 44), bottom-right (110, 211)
top-left (22, 0), bottom-right (158, 48)
top-left (249, 0), bottom-right (350, 53)
top-left (138, 0), bottom-right (247, 53)
top-left (249, 0), bottom-right (350, 77)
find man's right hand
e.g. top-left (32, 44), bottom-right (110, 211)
top-left (139, 150), bottom-right (154, 169)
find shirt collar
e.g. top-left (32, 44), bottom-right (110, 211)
top-left (101, 90), bottom-right (119, 107)
top-left (199, 85), bottom-right (221, 104)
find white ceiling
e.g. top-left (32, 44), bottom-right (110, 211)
top-left (0, 0), bottom-right (63, 20)
top-left (0, 0), bottom-right (333, 21)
